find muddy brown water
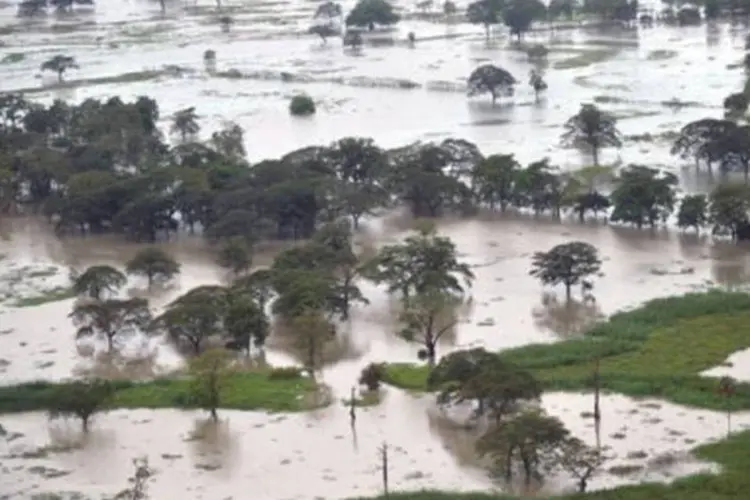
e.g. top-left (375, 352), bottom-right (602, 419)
top-left (1, 213), bottom-right (750, 498)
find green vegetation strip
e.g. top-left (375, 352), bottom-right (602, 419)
top-left (383, 290), bottom-right (750, 411)
top-left (347, 426), bottom-right (750, 499)
top-left (0, 371), bottom-right (317, 414)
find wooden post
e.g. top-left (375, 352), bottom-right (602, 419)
top-left (349, 386), bottom-right (356, 427)
top-left (593, 355), bottom-right (601, 450)
top-left (379, 442), bottom-right (389, 497)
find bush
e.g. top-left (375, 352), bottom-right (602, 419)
top-left (289, 95), bottom-right (316, 116)
top-left (267, 366), bottom-right (304, 380)
top-left (359, 362), bottom-right (385, 391)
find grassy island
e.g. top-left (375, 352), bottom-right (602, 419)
top-left (365, 290), bottom-right (750, 500)
top-left (383, 290), bottom-right (750, 411)
top-left (0, 370), bottom-right (319, 414)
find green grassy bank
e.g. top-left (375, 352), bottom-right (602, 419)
top-left (347, 423), bottom-right (750, 500)
top-left (0, 370), bottom-right (318, 414)
top-left (383, 290), bottom-right (750, 410)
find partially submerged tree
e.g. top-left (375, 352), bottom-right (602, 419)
top-left (677, 194), bottom-right (709, 232)
top-left (529, 70), bottom-right (548, 101)
top-left (466, 0), bottom-right (503, 39)
top-left (530, 241), bottom-right (602, 300)
top-left (345, 0), bottom-right (400, 30)
top-left (309, 23), bottom-right (339, 43)
top-left (70, 298), bottom-right (152, 352)
top-left (46, 379), bottom-right (114, 432)
top-left (398, 289), bottom-right (457, 364)
top-left (153, 287), bottom-right (226, 354)
top-left (72, 265), bottom-right (127, 300)
top-left (503, 0), bottom-right (546, 41)
top-left (171, 107), bottom-right (200, 143)
top-left (290, 308), bottom-right (335, 378)
top-left (556, 437), bottom-right (608, 492)
top-left (125, 247), bottom-right (181, 288)
top-left (216, 237), bottom-right (253, 276)
top-left (40, 55), bottom-right (79, 83)
top-left (224, 294), bottom-right (269, 354)
top-left (290, 95), bottom-right (316, 116)
top-left (477, 408), bottom-right (569, 484)
top-left (561, 104), bottom-right (622, 166)
top-left (467, 64), bottom-right (517, 104)
top-left (188, 348), bottom-right (233, 421)
top-left (610, 165), bottom-right (677, 228)
top-left (343, 30), bottom-right (364, 48)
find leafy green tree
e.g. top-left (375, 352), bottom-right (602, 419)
top-left (477, 409), bottom-right (569, 483)
top-left (70, 298), bottom-right (152, 352)
top-left (71, 265), bottom-right (127, 300)
top-left (232, 269), bottom-right (276, 311)
top-left (609, 165), bottom-right (677, 228)
top-left (171, 107), bottom-right (200, 143)
top-left (40, 55), bottom-right (78, 83)
top-left (677, 194), bottom-right (709, 232)
top-left (224, 295), bottom-right (269, 354)
top-left (216, 237), bottom-right (253, 276)
top-left (398, 289), bottom-right (457, 364)
top-left (561, 104), bottom-right (622, 166)
top-left (467, 64), bottom-right (517, 104)
top-left (671, 118), bottom-right (736, 172)
top-left (472, 154), bottom-right (520, 211)
top-left (289, 95), bottom-right (316, 116)
top-left (290, 309), bottom-right (335, 378)
top-left (210, 121), bottom-right (246, 160)
top-left (345, 0), bottom-right (400, 29)
top-left (709, 183), bottom-right (750, 239)
top-left (126, 247), bottom-right (181, 287)
top-left (362, 222), bottom-right (474, 302)
top-left (188, 348), bottom-right (233, 421)
top-left (466, 0), bottom-right (504, 38)
top-left (556, 437), bottom-right (608, 493)
top-left (154, 287), bottom-right (227, 354)
top-left (46, 379), bottom-right (114, 432)
top-left (503, 0), bottom-right (546, 40)
top-left (530, 241), bottom-right (602, 300)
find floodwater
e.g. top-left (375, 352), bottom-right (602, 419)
top-left (2, 1), bottom-right (750, 498)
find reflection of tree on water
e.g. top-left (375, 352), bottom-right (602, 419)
top-left (74, 346), bottom-right (167, 380)
top-left (709, 242), bottom-right (750, 288)
top-left (268, 320), bottom-right (363, 368)
top-left (532, 292), bottom-right (604, 337)
top-left (186, 417), bottom-right (240, 475)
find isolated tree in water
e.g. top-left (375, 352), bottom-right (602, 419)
top-left (345, 0), bottom-right (400, 30)
top-left (188, 348), bottom-right (233, 421)
top-left (530, 241), bottom-right (602, 301)
top-left (561, 104), bottom-right (622, 166)
top-left (676, 194), bottom-right (709, 232)
top-left (171, 107), bottom-right (201, 143)
top-left (502, 0), bottom-right (546, 41)
top-left (466, 0), bottom-right (503, 39)
top-left (154, 286), bottom-right (226, 354)
top-left (72, 265), bottom-right (127, 301)
top-left (46, 379), bottom-right (114, 432)
top-left (467, 64), bottom-right (517, 104)
top-left (40, 55), bottom-right (78, 83)
top-left (216, 237), bottom-right (253, 276)
top-left (70, 298), bottom-right (152, 352)
top-left (126, 247), bottom-right (181, 288)
top-left (477, 408), bottom-right (569, 484)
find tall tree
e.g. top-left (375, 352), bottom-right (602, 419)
top-left (530, 241), bottom-right (602, 300)
top-left (46, 379), bottom-right (113, 432)
top-left (609, 165), bottom-right (677, 228)
top-left (71, 265), bottom-right (127, 300)
top-left (561, 104), bottom-right (622, 166)
top-left (188, 348), bottom-right (233, 421)
top-left (126, 247), bottom-right (181, 288)
top-left (70, 298), bottom-right (152, 352)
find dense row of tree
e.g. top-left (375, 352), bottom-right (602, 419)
top-left (4, 95), bottom-right (750, 243)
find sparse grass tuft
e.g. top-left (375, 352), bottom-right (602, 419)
top-left (12, 287), bottom-right (75, 307)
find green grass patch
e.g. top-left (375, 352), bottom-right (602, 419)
top-left (553, 49), bottom-right (618, 70)
top-left (382, 290), bottom-right (750, 410)
top-left (0, 371), bottom-right (319, 414)
top-left (11, 287), bottom-right (75, 307)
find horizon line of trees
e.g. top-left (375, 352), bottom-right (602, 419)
top-left (2, 94), bottom-right (750, 245)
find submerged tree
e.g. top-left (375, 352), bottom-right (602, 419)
top-left (216, 237), bottom-right (253, 276)
top-left (345, 0), bottom-right (400, 29)
top-left (530, 241), bottom-right (602, 300)
top-left (503, 0), bottom-right (546, 41)
top-left (561, 104), bottom-right (622, 166)
top-left (224, 295), bottom-right (269, 354)
top-left (529, 70), bottom-right (548, 101)
top-left (556, 437), bottom-right (607, 492)
top-left (609, 165), bottom-right (677, 228)
top-left (72, 265), bottom-right (127, 301)
top-left (126, 247), bottom-right (181, 288)
top-left (466, 0), bottom-right (503, 39)
top-left (398, 290), bottom-right (457, 364)
top-left (188, 348), bottom-right (233, 421)
top-left (70, 298), bottom-right (152, 352)
top-left (467, 64), bottom-right (517, 104)
top-left (290, 309), bottom-right (335, 378)
top-left (171, 107), bottom-right (201, 143)
top-left (677, 194), bottom-right (709, 232)
top-left (40, 55), bottom-right (79, 83)
top-left (46, 379), bottom-right (114, 432)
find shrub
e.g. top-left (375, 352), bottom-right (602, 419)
top-left (267, 366), bottom-right (304, 380)
top-left (359, 362), bottom-right (385, 391)
top-left (289, 94), bottom-right (316, 116)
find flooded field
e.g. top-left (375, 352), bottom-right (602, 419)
top-left (2, 0), bottom-right (750, 498)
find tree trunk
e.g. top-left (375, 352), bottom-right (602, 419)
top-left (565, 282), bottom-right (572, 301)
top-left (210, 407), bottom-right (218, 422)
top-left (107, 334), bottom-right (114, 352)
top-left (81, 415), bottom-right (90, 433)
top-left (579, 477), bottom-right (587, 493)
top-left (591, 146), bottom-right (599, 167)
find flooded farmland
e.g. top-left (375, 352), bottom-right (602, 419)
top-left (2, 0), bottom-right (750, 498)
